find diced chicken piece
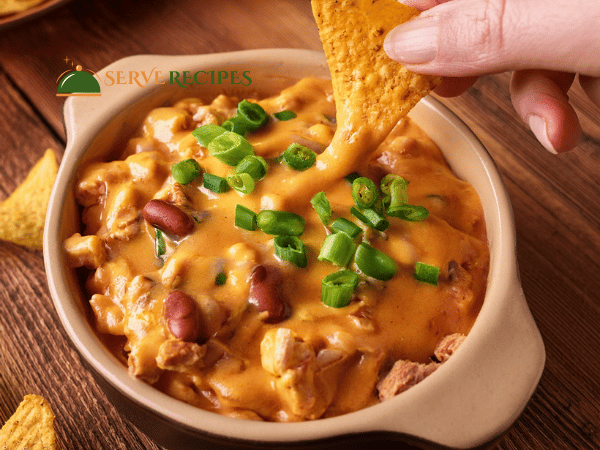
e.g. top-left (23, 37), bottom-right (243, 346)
top-left (105, 182), bottom-right (140, 240)
top-left (89, 294), bottom-right (125, 335)
top-left (154, 177), bottom-right (189, 206)
top-left (156, 338), bottom-right (206, 372)
top-left (192, 105), bottom-right (225, 126)
top-left (64, 233), bottom-right (106, 269)
top-left (143, 107), bottom-right (192, 143)
top-left (128, 328), bottom-right (167, 384)
top-left (261, 328), bottom-right (314, 376)
top-left (377, 360), bottom-right (439, 401)
top-left (434, 333), bottom-right (466, 363)
top-left (208, 94), bottom-right (239, 118)
top-left (75, 161), bottom-right (130, 207)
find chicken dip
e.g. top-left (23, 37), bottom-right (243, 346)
top-left (64, 77), bottom-right (489, 422)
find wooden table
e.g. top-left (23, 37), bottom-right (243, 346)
top-left (0, 1), bottom-right (598, 449)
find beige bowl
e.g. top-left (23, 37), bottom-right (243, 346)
top-left (44, 49), bottom-right (545, 449)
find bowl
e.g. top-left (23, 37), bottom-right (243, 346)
top-left (44, 49), bottom-right (545, 450)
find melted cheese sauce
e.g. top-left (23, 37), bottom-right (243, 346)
top-left (67, 78), bottom-right (489, 421)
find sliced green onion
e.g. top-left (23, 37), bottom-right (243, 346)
top-left (318, 232), bottom-right (356, 268)
top-left (208, 131), bottom-right (254, 166)
top-left (414, 261), bottom-right (439, 285)
top-left (321, 270), bottom-right (359, 308)
top-left (345, 172), bottom-right (360, 184)
top-left (257, 210), bottom-right (305, 236)
top-left (274, 235), bottom-right (307, 268)
top-left (221, 116), bottom-right (248, 136)
top-left (203, 173), bottom-right (230, 193)
top-left (380, 174), bottom-right (402, 196)
top-left (282, 143), bottom-right (316, 171)
top-left (273, 110), bottom-right (297, 121)
top-left (192, 124), bottom-right (227, 147)
top-left (389, 177), bottom-right (409, 209)
top-left (171, 159), bottom-right (201, 185)
top-left (227, 173), bottom-right (255, 195)
top-left (215, 271), bottom-right (227, 286)
top-left (386, 204), bottom-right (429, 222)
top-left (234, 204), bottom-right (257, 231)
top-left (310, 191), bottom-right (332, 225)
top-left (352, 177), bottom-right (378, 209)
top-left (354, 242), bottom-right (397, 281)
top-left (237, 99), bottom-right (268, 131)
top-left (331, 217), bottom-right (362, 238)
top-left (350, 206), bottom-right (389, 232)
top-left (154, 228), bottom-right (166, 258)
top-left (236, 155), bottom-right (267, 180)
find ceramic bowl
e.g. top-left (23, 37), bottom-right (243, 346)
top-left (44, 49), bottom-right (545, 450)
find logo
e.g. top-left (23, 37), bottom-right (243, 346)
top-left (56, 57), bottom-right (101, 97)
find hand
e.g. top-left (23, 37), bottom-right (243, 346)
top-left (384, 0), bottom-right (600, 153)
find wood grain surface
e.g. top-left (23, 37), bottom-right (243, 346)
top-left (0, 1), bottom-right (598, 449)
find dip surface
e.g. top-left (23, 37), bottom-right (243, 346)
top-left (65, 77), bottom-right (489, 422)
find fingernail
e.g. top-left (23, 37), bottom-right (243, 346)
top-left (384, 16), bottom-right (439, 64)
top-left (528, 115), bottom-right (557, 154)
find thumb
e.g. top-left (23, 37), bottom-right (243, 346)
top-left (384, 0), bottom-right (600, 77)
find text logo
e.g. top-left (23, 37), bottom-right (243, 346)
top-left (56, 58), bottom-right (101, 97)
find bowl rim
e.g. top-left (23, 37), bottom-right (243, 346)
top-left (44, 49), bottom-right (545, 449)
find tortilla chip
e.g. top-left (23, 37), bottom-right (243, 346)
top-left (0, 395), bottom-right (58, 450)
top-left (0, 0), bottom-right (46, 16)
top-left (0, 149), bottom-right (58, 249)
top-left (311, 0), bottom-right (440, 143)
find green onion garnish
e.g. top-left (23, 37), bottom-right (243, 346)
top-left (321, 270), bottom-right (359, 308)
top-left (310, 191), bottom-right (332, 225)
top-left (318, 232), bottom-right (356, 268)
top-left (352, 177), bottom-right (378, 209)
top-left (274, 235), bottom-right (307, 268)
top-left (273, 110), bottom-right (297, 121)
top-left (215, 271), bottom-right (227, 286)
top-left (227, 173), bottom-right (255, 195)
top-left (154, 228), bottom-right (166, 258)
top-left (256, 210), bottom-right (306, 236)
top-left (350, 206), bottom-right (389, 232)
top-left (354, 242), bottom-right (397, 281)
top-left (237, 99), bottom-right (268, 131)
top-left (203, 173), bottom-right (230, 193)
top-left (236, 155), bottom-right (268, 180)
top-left (344, 172), bottom-right (360, 184)
top-left (208, 131), bottom-right (254, 166)
top-left (389, 177), bottom-right (409, 209)
top-left (171, 159), bottom-right (201, 185)
top-left (414, 261), bottom-right (439, 285)
top-left (282, 143), bottom-right (317, 171)
top-left (330, 217), bottom-right (362, 238)
top-left (234, 204), bottom-right (257, 231)
top-left (380, 174), bottom-right (401, 196)
top-left (192, 124), bottom-right (227, 147)
top-left (386, 204), bottom-right (429, 222)
top-left (221, 116), bottom-right (248, 136)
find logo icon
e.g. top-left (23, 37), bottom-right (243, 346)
top-left (56, 58), bottom-right (101, 97)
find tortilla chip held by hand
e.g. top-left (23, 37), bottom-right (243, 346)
top-left (0, 149), bottom-right (58, 249)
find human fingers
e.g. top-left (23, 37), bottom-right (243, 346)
top-left (384, 0), bottom-right (600, 78)
top-left (433, 76), bottom-right (479, 97)
top-left (510, 70), bottom-right (581, 153)
top-left (578, 75), bottom-right (600, 109)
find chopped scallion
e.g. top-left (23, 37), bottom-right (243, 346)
top-left (415, 261), bottom-right (439, 285)
top-left (203, 173), bottom-right (230, 193)
top-left (310, 191), bottom-right (332, 225)
top-left (354, 242), bottom-right (397, 281)
top-left (345, 172), bottom-right (360, 184)
top-left (350, 206), bottom-right (389, 232)
top-left (234, 204), bottom-right (257, 231)
top-left (321, 270), bottom-right (359, 308)
top-left (352, 177), bottom-right (378, 209)
top-left (227, 173), bottom-right (255, 195)
top-left (208, 131), bottom-right (254, 166)
top-left (171, 159), bottom-right (201, 185)
top-left (273, 110), bottom-right (297, 121)
top-left (282, 143), bottom-right (316, 171)
top-left (331, 217), bottom-right (362, 238)
top-left (389, 177), bottom-right (409, 209)
top-left (386, 204), bottom-right (429, 222)
top-left (256, 210), bottom-right (306, 236)
top-left (318, 232), bottom-right (356, 268)
top-left (192, 124), bottom-right (227, 147)
top-left (154, 228), bottom-right (166, 258)
top-left (274, 235), bottom-right (307, 268)
top-left (215, 271), bottom-right (227, 286)
top-left (221, 116), bottom-right (248, 136)
top-left (237, 99), bottom-right (268, 131)
top-left (236, 155), bottom-right (268, 180)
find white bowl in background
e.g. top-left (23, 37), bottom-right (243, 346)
top-left (44, 49), bottom-right (545, 450)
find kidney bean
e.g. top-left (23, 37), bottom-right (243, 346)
top-left (248, 265), bottom-right (289, 323)
top-left (164, 290), bottom-right (203, 342)
top-left (143, 199), bottom-right (194, 237)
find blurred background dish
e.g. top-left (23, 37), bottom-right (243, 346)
top-left (0, 0), bottom-right (72, 31)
